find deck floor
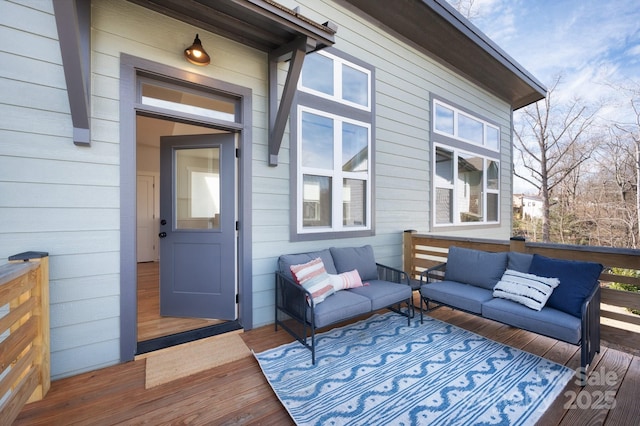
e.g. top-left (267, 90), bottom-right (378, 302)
top-left (15, 305), bottom-right (640, 425)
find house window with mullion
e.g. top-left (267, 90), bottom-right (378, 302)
top-left (293, 49), bottom-right (374, 240)
top-left (298, 107), bottom-right (370, 233)
top-left (432, 98), bottom-right (501, 227)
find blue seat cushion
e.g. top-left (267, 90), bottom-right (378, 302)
top-left (444, 247), bottom-right (508, 290)
top-left (310, 290), bottom-right (371, 328)
top-left (420, 281), bottom-right (493, 314)
top-left (278, 249), bottom-right (338, 275)
top-left (528, 254), bottom-right (603, 318)
top-left (347, 280), bottom-right (412, 310)
top-left (482, 297), bottom-right (581, 344)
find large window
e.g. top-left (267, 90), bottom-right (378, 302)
top-left (433, 99), bottom-right (500, 226)
top-left (294, 50), bottom-right (374, 238)
top-left (434, 99), bottom-right (500, 151)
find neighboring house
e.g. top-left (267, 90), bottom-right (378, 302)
top-left (0, 0), bottom-right (545, 379)
top-left (513, 194), bottom-right (544, 220)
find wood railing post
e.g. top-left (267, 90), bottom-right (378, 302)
top-left (403, 230), bottom-right (416, 278)
top-left (510, 236), bottom-right (526, 253)
top-left (9, 251), bottom-right (51, 403)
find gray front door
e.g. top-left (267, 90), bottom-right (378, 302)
top-left (159, 133), bottom-right (236, 319)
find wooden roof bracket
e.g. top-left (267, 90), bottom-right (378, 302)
top-left (53, 0), bottom-right (91, 146)
top-left (267, 37), bottom-right (316, 167)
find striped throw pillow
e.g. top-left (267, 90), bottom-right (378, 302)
top-left (329, 269), bottom-right (364, 292)
top-left (493, 269), bottom-right (560, 311)
top-left (290, 258), bottom-right (335, 306)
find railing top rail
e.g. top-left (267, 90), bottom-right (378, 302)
top-left (0, 262), bottom-right (39, 286)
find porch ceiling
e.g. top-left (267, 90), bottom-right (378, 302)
top-left (340, 0), bottom-right (546, 109)
top-left (126, 0), bottom-right (337, 52)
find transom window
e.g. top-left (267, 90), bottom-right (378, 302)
top-left (432, 98), bottom-right (500, 226)
top-left (434, 99), bottom-right (500, 151)
top-left (299, 50), bottom-right (371, 111)
top-left (293, 49), bottom-right (374, 239)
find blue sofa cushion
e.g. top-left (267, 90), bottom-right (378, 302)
top-left (348, 280), bottom-right (412, 310)
top-left (421, 281), bottom-right (493, 314)
top-left (528, 254), bottom-right (603, 318)
top-left (507, 252), bottom-right (534, 273)
top-left (330, 245), bottom-right (378, 281)
top-left (310, 290), bottom-right (371, 328)
top-left (482, 298), bottom-right (581, 344)
top-left (278, 249), bottom-right (337, 275)
top-left (444, 247), bottom-right (508, 290)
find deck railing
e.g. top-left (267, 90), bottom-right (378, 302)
top-left (403, 231), bottom-right (640, 352)
top-left (0, 252), bottom-right (50, 425)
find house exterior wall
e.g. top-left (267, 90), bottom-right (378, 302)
top-left (0, 0), bottom-right (516, 379)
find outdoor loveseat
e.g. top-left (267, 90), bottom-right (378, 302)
top-left (420, 246), bottom-right (603, 373)
top-left (275, 245), bottom-right (413, 364)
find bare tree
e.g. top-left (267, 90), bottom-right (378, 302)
top-left (513, 76), bottom-right (598, 242)
top-left (448, 0), bottom-right (480, 20)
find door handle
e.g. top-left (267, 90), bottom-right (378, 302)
top-left (159, 232), bottom-right (167, 238)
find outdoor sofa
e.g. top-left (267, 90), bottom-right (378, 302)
top-left (420, 246), bottom-right (603, 374)
top-left (275, 245), bottom-right (413, 364)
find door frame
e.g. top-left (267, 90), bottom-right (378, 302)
top-left (119, 54), bottom-right (253, 362)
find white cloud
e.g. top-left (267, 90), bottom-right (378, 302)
top-left (449, 0), bottom-right (640, 122)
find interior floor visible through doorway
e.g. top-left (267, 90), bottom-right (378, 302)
top-left (137, 262), bottom-right (223, 342)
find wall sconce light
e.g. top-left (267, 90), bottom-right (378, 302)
top-left (184, 34), bottom-right (210, 66)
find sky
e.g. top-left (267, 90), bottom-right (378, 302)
top-left (446, 0), bottom-right (640, 192)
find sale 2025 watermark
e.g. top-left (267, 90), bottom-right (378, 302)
top-left (564, 367), bottom-right (618, 410)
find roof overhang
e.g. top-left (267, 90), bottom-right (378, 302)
top-left (126, 0), bottom-right (337, 53)
top-left (340, 0), bottom-right (546, 109)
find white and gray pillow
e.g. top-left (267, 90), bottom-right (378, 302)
top-left (493, 269), bottom-right (560, 311)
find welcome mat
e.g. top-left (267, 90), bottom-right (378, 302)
top-left (255, 312), bottom-right (573, 425)
top-left (144, 331), bottom-right (251, 389)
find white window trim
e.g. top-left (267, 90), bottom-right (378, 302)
top-left (298, 50), bottom-right (372, 112)
top-left (433, 99), bottom-right (500, 152)
top-left (433, 143), bottom-right (500, 227)
top-left (297, 105), bottom-right (372, 234)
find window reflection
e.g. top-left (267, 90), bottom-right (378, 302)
top-left (342, 123), bottom-right (368, 172)
top-left (303, 175), bottom-right (332, 227)
top-left (301, 53), bottom-right (334, 96)
top-left (301, 112), bottom-right (334, 169)
top-left (342, 64), bottom-right (368, 106)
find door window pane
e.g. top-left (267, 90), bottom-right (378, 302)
top-left (303, 175), bottom-right (332, 227)
top-left (457, 153), bottom-right (483, 222)
top-left (342, 122), bottom-right (368, 172)
top-left (301, 112), bottom-right (334, 169)
top-left (342, 64), bottom-right (368, 106)
top-left (301, 53), bottom-right (334, 95)
top-left (343, 179), bottom-right (366, 226)
top-left (175, 148), bottom-right (220, 229)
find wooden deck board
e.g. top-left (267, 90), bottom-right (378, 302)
top-left (15, 309), bottom-right (640, 425)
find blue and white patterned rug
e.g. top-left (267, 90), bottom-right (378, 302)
top-left (255, 312), bottom-right (573, 425)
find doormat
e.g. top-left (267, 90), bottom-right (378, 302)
top-left (144, 331), bottom-right (251, 389)
top-left (255, 312), bottom-right (573, 425)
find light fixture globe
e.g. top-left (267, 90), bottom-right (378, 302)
top-left (184, 34), bottom-right (210, 66)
